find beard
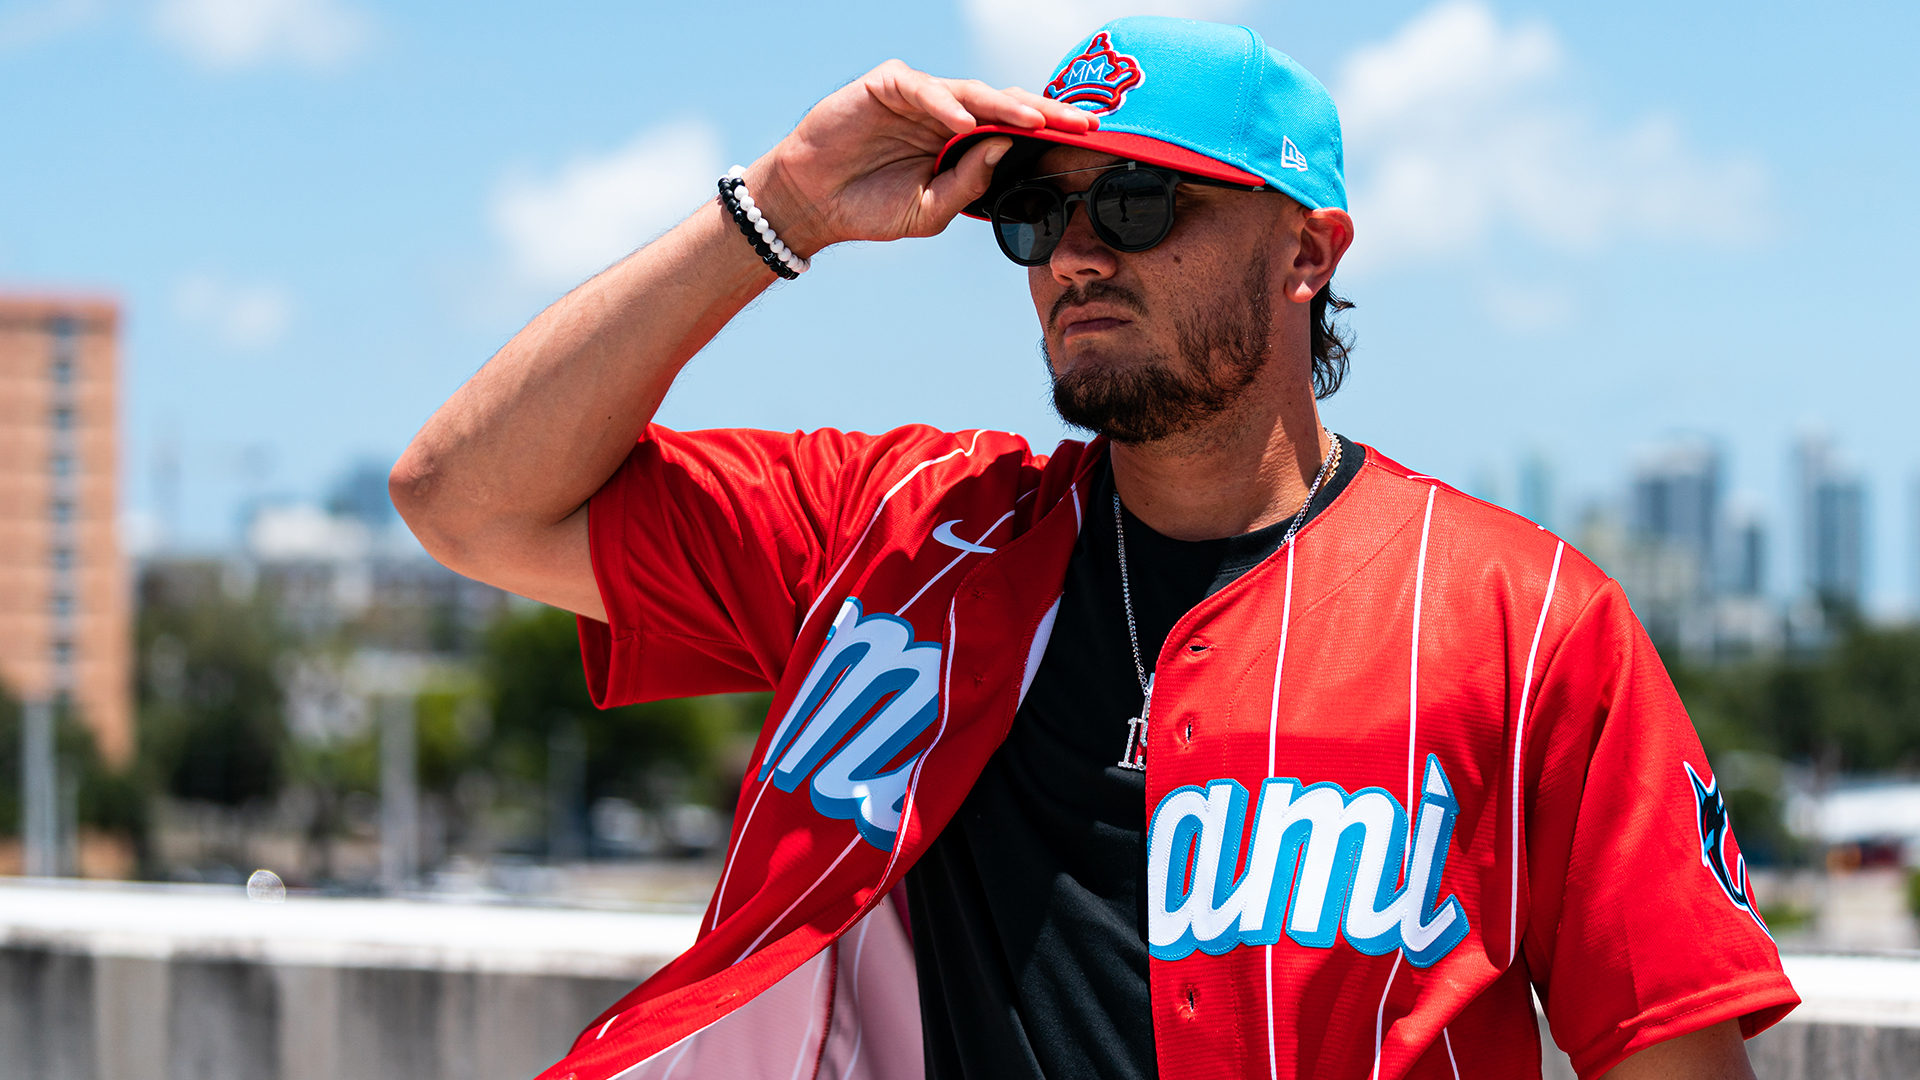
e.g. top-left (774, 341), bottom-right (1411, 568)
top-left (1045, 250), bottom-right (1274, 445)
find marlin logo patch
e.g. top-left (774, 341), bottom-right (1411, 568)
top-left (1684, 761), bottom-right (1772, 939)
top-left (1046, 32), bottom-right (1145, 114)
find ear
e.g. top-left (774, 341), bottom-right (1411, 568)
top-left (1283, 208), bottom-right (1355, 304)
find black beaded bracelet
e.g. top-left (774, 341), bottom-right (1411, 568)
top-left (717, 176), bottom-right (800, 281)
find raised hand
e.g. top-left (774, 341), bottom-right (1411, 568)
top-left (746, 60), bottom-right (1097, 258)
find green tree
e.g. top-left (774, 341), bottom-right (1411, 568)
top-left (479, 604), bottom-right (765, 817)
top-left (137, 582), bottom-right (291, 807)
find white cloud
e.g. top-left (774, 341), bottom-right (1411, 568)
top-left (152, 0), bottom-right (369, 69)
top-left (1336, 1), bottom-right (1767, 276)
top-left (0, 0), bottom-right (100, 52)
top-left (962, 0), bottom-right (1248, 88)
top-left (490, 121), bottom-right (723, 290)
top-left (174, 273), bottom-right (293, 350)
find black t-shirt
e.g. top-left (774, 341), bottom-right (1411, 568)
top-left (904, 437), bottom-right (1364, 1080)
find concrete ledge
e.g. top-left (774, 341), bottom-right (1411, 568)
top-left (0, 877), bottom-right (698, 980)
top-left (6, 880), bottom-right (1920, 1080)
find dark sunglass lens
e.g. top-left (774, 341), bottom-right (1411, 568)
top-left (1092, 171), bottom-right (1172, 250)
top-left (994, 187), bottom-right (1066, 263)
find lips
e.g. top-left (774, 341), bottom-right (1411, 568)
top-left (1060, 314), bottom-right (1131, 340)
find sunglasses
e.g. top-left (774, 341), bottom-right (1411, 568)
top-left (990, 161), bottom-right (1265, 267)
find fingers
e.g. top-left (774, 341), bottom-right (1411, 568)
top-left (919, 135), bottom-right (1012, 231)
top-left (999, 85), bottom-right (1099, 133)
top-left (868, 61), bottom-right (1096, 137)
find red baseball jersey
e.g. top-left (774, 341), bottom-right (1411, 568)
top-left (549, 424), bottom-right (1797, 1080)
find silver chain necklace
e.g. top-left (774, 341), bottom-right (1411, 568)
top-left (1112, 432), bottom-right (1343, 772)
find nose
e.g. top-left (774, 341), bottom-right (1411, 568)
top-left (1049, 196), bottom-right (1118, 286)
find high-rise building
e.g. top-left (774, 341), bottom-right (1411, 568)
top-left (1723, 506), bottom-right (1766, 597)
top-left (1909, 474), bottom-right (1920, 616)
top-left (0, 297), bottom-right (130, 764)
top-left (1518, 452), bottom-right (1554, 532)
top-left (1630, 440), bottom-right (1722, 596)
top-left (1796, 434), bottom-right (1866, 610)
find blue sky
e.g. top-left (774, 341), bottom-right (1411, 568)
top-left (2, 0), bottom-right (1916, 612)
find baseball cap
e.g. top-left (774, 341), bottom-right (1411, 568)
top-left (937, 16), bottom-right (1346, 218)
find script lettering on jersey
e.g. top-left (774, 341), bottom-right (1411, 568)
top-left (1147, 754), bottom-right (1470, 968)
top-left (758, 598), bottom-right (940, 851)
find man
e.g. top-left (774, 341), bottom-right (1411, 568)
top-left (393, 17), bottom-right (1795, 1080)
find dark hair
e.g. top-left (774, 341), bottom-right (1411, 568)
top-left (1310, 283), bottom-right (1355, 399)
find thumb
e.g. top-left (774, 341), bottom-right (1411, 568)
top-left (919, 136), bottom-right (1013, 232)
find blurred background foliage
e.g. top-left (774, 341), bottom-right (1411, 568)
top-left (10, 559), bottom-right (1918, 884)
top-left (1671, 622), bottom-right (1920, 867)
top-left (24, 569), bottom-right (771, 883)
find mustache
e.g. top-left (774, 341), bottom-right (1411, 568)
top-left (1048, 280), bottom-right (1147, 332)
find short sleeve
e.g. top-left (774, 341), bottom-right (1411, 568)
top-left (578, 425), bottom-right (870, 708)
top-left (1519, 581), bottom-right (1798, 1078)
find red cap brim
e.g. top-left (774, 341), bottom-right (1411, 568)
top-left (937, 124), bottom-right (1266, 219)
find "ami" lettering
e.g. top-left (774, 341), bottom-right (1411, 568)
top-left (1147, 754), bottom-right (1470, 967)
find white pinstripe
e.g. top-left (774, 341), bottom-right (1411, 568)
top-left (1508, 541), bottom-right (1566, 966)
top-left (736, 836), bottom-right (862, 964)
top-left (1443, 1027), bottom-right (1460, 1079)
top-left (1370, 951), bottom-right (1403, 1080)
top-left (798, 430), bottom-right (988, 631)
top-left (1407, 486), bottom-right (1437, 866)
top-left (895, 510), bottom-right (1013, 618)
top-left (1263, 541), bottom-right (1298, 1080)
top-left (713, 758), bottom-right (785, 931)
top-left (875, 600), bottom-right (959, 891)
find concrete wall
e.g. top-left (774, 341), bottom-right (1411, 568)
top-left (5, 881), bottom-right (1918, 1080)
top-left (0, 946), bottom-right (630, 1080)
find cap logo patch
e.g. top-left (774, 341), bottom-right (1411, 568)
top-left (1045, 32), bottom-right (1145, 115)
top-left (1279, 136), bottom-right (1310, 172)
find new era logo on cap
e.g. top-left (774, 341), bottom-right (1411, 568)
top-left (1044, 31), bottom-right (1144, 115)
top-left (1279, 136), bottom-right (1309, 172)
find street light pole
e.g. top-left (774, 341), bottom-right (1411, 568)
top-left (21, 698), bottom-right (57, 877)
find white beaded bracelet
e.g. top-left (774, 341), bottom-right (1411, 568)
top-left (718, 165), bottom-right (809, 278)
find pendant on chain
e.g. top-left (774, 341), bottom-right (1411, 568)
top-left (1117, 674), bottom-right (1151, 772)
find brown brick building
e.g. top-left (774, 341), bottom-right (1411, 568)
top-left (0, 297), bottom-right (130, 764)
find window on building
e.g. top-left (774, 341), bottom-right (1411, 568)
top-left (50, 499), bottom-right (73, 524)
top-left (50, 593), bottom-right (73, 618)
top-left (51, 640), bottom-right (73, 665)
top-left (51, 547), bottom-right (74, 571)
top-left (51, 407), bottom-right (74, 430)
top-left (50, 453), bottom-right (73, 478)
top-left (51, 357), bottom-right (74, 385)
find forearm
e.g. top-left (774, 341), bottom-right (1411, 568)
top-left (1601, 1020), bottom-right (1754, 1080)
top-left (391, 184), bottom-right (779, 594)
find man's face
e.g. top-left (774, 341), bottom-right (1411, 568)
top-left (1026, 145), bottom-right (1296, 445)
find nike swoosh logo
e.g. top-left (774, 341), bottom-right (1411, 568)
top-left (932, 519), bottom-right (996, 555)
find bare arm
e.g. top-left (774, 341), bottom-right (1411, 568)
top-left (390, 63), bottom-right (1094, 619)
top-left (1600, 1020), bottom-right (1755, 1080)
